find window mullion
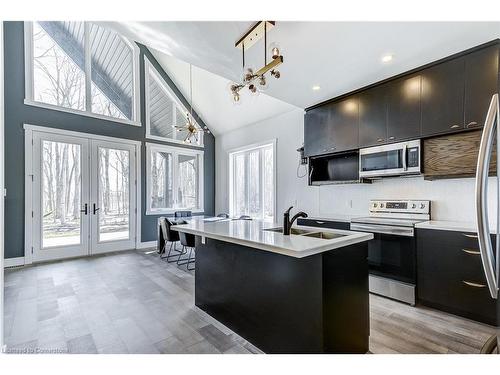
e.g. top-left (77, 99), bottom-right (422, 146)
top-left (173, 152), bottom-right (179, 209)
top-left (259, 149), bottom-right (264, 220)
top-left (84, 22), bottom-right (92, 113)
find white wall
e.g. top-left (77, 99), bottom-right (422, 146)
top-left (215, 108), bottom-right (498, 225)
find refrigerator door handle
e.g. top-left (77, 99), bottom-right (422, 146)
top-left (475, 93), bottom-right (499, 300)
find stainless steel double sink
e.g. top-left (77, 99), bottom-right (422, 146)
top-left (262, 227), bottom-right (346, 240)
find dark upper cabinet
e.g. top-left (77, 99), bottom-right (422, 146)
top-left (464, 45), bottom-right (500, 129)
top-left (303, 105), bottom-right (332, 157)
top-left (421, 58), bottom-right (465, 136)
top-left (329, 97), bottom-right (359, 153)
top-left (387, 75), bottom-right (422, 142)
top-left (359, 85), bottom-right (388, 148)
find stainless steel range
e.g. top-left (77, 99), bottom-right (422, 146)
top-left (350, 199), bottom-right (431, 305)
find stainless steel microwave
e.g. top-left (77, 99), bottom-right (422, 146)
top-left (359, 140), bottom-right (421, 178)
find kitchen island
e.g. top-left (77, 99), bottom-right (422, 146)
top-left (172, 218), bottom-right (373, 354)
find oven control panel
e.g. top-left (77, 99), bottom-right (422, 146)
top-left (369, 200), bottom-right (430, 214)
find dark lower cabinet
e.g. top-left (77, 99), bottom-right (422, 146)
top-left (417, 229), bottom-right (498, 326)
top-left (359, 85), bottom-right (388, 147)
top-left (297, 218), bottom-right (350, 230)
top-left (387, 75), bottom-right (422, 142)
top-left (464, 44), bottom-right (500, 130)
top-left (421, 58), bottom-right (466, 136)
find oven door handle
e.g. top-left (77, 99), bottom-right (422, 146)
top-left (350, 222), bottom-right (414, 237)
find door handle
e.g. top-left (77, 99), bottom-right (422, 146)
top-left (475, 93), bottom-right (499, 299)
top-left (450, 124), bottom-right (461, 129)
top-left (463, 233), bottom-right (478, 239)
top-left (93, 203), bottom-right (100, 215)
top-left (80, 203), bottom-right (88, 215)
top-left (466, 121), bottom-right (478, 128)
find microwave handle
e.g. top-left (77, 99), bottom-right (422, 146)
top-left (402, 144), bottom-right (408, 171)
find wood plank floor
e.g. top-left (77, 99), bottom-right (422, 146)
top-left (4, 249), bottom-right (496, 354)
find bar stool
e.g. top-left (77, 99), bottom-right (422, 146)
top-left (159, 218), bottom-right (185, 263)
top-left (177, 231), bottom-right (196, 271)
top-left (174, 210), bottom-right (192, 219)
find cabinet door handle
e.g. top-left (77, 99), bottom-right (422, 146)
top-left (315, 221), bottom-right (325, 224)
top-left (330, 147), bottom-right (336, 150)
top-left (388, 136), bottom-right (395, 141)
top-left (463, 233), bottom-right (478, 239)
top-left (93, 203), bottom-right (100, 215)
top-left (466, 121), bottom-right (478, 128)
top-left (462, 248), bottom-right (480, 255)
top-left (462, 280), bottom-right (487, 288)
top-left (450, 124), bottom-right (461, 129)
top-left (377, 138), bottom-right (384, 143)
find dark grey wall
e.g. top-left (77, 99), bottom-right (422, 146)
top-left (3, 21), bottom-right (215, 259)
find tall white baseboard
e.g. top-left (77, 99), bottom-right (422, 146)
top-left (137, 241), bottom-right (156, 250)
top-left (4, 257), bottom-right (25, 268)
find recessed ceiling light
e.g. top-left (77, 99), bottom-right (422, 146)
top-left (312, 85), bottom-right (321, 91)
top-left (382, 54), bottom-right (393, 63)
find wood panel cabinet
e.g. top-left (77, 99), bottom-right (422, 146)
top-left (423, 130), bottom-right (497, 180)
top-left (464, 45), bottom-right (500, 130)
top-left (329, 97), bottom-right (360, 153)
top-left (421, 58), bottom-right (465, 136)
top-left (387, 75), bottom-right (422, 142)
top-left (417, 229), bottom-right (498, 325)
top-left (359, 85), bottom-right (388, 147)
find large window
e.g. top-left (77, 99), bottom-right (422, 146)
top-left (24, 22), bottom-right (140, 125)
top-left (229, 141), bottom-right (276, 221)
top-left (144, 58), bottom-right (203, 146)
top-left (146, 143), bottom-right (204, 214)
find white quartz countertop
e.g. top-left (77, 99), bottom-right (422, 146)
top-left (171, 217), bottom-right (373, 258)
top-left (415, 220), bottom-right (497, 234)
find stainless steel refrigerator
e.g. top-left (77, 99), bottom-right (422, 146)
top-left (475, 93), bottom-right (500, 354)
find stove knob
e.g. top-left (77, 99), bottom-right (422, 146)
top-left (373, 203), bottom-right (378, 208)
top-left (411, 203), bottom-right (416, 209)
top-left (380, 203), bottom-right (384, 208)
top-left (420, 203), bottom-right (426, 209)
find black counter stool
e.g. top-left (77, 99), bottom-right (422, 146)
top-left (177, 231), bottom-right (196, 271)
top-left (159, 218), bottom-right (185, 263)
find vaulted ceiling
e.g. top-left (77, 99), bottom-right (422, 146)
top-left (103, 21), bottom-right (500, 133)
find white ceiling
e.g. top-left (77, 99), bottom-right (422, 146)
top-left (150, 49), bottom-right (298, 135)
top-left (104, 21), bottom-right (500, 111)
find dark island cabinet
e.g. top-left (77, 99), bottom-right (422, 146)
top-left (303, 104), bottom-right (332, 157)
top-left (417, 228), bottom-right (498, 326)
top-left (464, 45), bottom-right (500, 130)
top-left (330, 97), bottom-right (360, 153)
top-left (359, 85), bottom-right (388, 148)
top-left (421, 58), bottom-right (466, 137)
top-left (387, 75), bottom-right (422, 142)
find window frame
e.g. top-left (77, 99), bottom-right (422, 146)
top-left (24, 21), bottom-right (141, 127)
top-left (144, 57), bottom-right (204, 147)
top-left (228, 139), bottom-right (277, 221)
top-left (145, 142), bottom-right (204, 215)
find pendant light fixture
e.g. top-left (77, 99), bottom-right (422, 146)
top-left (229, 21), bottom-right (284, 104)
top-left (174, 64), bottom-right (210, 144)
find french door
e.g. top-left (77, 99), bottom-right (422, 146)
top-left (30, 131), bottom-right (137, 262)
